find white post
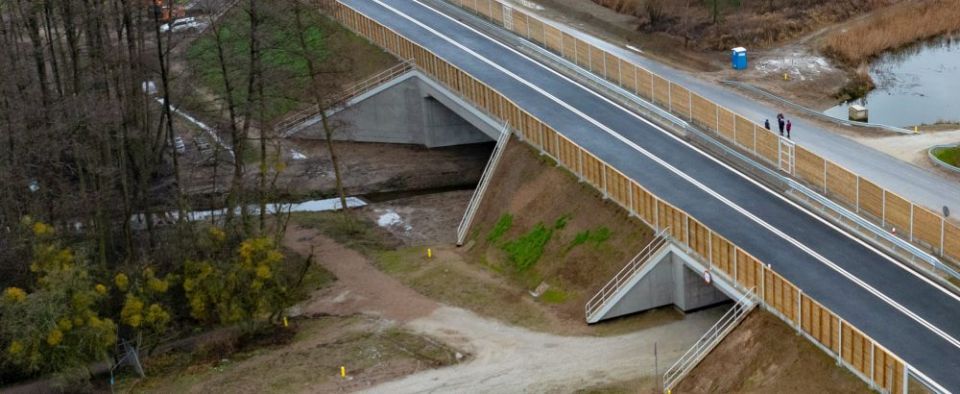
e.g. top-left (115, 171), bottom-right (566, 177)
top-left (941, 219), bottom-right (946, 257)
top-left (684, 215), bottom-right (689, 244)
top-left (628, 182), bottom-right (635, 216)
top-left (837, 319), bottom-right (844, 365)
top-left (602, 166), bottom-right (608, 199)
top-left (668, 82), bottom-right (673, 113)
top-left (856, 177), bottom-right (861, 214)
top-left (708, 231), bottom-right (713, 264)
top-left (882, 190), bottom-right (887, 228)
top-left (655, 201), bottom-right (660, 229)
top-left (909, 205), bottom-right (915, 242)
top-left (602, 51), bottom-right (607, 80)
top-left (688, 93), bottom-right (693, 121)
top-left (823, 162), bottom-right (828, 193)
top-left (870, 345), bottom-right (876, 390)
top-left (733, 248), bottom-right (738, 285)
top-left (715, 105), bottom-right (720, 134)
top-left (577, 149), bottom-right (584, 182)
top-left (796, 289), bottom-right (802, 332)
top-left (651, 73), bottom-right (655, 102)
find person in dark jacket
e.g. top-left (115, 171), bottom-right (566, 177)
top-left (777, 113), bottom-right (785, 136)
top-left (786, 119), bottom-right (793, 139)
top-left (764, 119), bottom-right (770, 130)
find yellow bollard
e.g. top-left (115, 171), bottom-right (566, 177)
top-left (427, 248), bottom-right (433, 259)
top-left (283, 316), bottom-right (289, 328)
top-left (784, 73), bottom-right (789, 81)
top-left (915, 126), bottom-right (919, 134)
top-left (340, 366), bottom-right (346, 378)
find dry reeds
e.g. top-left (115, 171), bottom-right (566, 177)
top-left (822, 0), bottom-right (960, 66)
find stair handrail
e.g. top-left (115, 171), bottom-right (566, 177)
top-left (585, 228), bottom-right (670, 320)
top-left (662, 288), bottom-right (758, 391)
top-left (456, 121), bottom-right (511, 245)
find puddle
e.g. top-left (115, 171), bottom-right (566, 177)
top-left (131, 197), bottom-right (367, 229)
top-left (824, 35), bottom-right (960, 127)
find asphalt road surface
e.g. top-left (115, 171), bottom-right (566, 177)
top-left (342, 0), bottom-right (960, 390)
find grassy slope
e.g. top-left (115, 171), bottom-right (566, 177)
top-left (187, 5), bottom-right (396, 121)
top-left (466, 138), bottom-right (655, 323)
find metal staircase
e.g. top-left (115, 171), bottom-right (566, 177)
top-left (456, 121), bottom-right (511, 245)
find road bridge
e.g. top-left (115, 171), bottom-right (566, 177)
top-left (328, 0), bottom-right (960, 391)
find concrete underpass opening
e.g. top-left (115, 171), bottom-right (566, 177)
top-left (284, 67), bottom-right (502, 148)
top-left (586, 232), bottom-right (744, 324)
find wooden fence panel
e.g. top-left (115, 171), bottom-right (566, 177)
top-left (636, 67), bottom-right (653, 100)
top-left (945, 222), bottom-right (960, 262)
top-left (562, 33), bottom-right (577, 61)
top-left (544, 25), bottom-right (562, 52)
top-left (653, 75), bottom-right (671, 107)
top-left (873, 347), bottom-right (904, 393)
top-left (556, 135), bottom-right (577, 169)
top-left (475, 0), bottom-right (491, 17)
top-left (688, 219), bottom-right (710, 261)
top-left (755, 128), bottom-right (779, 166)
top-left (858, 178), bottom-right (884, 220)
top-left (691, 93), bottom-right (717, 132)
top-left (736, 249), bottom-right (760, 290)
top-left (491, 2), bottom-right (504, 23)
top-left (606, 167), bottom-right (630, 207)
top-left (842, 325), bottom-right (872, 377)
top-left (711, 233), bottom-right (736, 277)
top-left (826, 162), bottom-right (858, 207)
top-left (795, 146), bottom-right (825, 189)
top-left (671, 84), bottom-right (692, 120)
top-left (734, 115), bottom-right (756, 151)
top-left (589, 46), bottom-right (605, 74)
top-left (512, 12), bottom-right (528, 37)
top-left (582, 151), bottom-right (604, 188)
top-left (542, 126), bottom-right (559, 158)
top-left (633, 183), bottom-right (657, 226)
top-left (575, 39), bottom-right (590, 68)
top-left (912, 206), bottom-right (941, 250)
top-left (528, 17), bottom-right (545, 44)
top-left (604, 52), bottom-right (620, 82)
top-left (717, 107), bottom-right (735, 142)
top-left (884, 192), bottom-right (911, 232)
top-left (658, 202), bottom-right (687, 243)
top-left (619, 61), bottom-right (637, 94)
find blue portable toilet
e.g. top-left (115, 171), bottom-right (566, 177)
top-left (731, 47), bottom-right (748, 70)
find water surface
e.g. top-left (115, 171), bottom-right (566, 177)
top-left (824, 35), bottom-right (960, 127)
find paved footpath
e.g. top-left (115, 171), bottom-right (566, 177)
top-left (530, 10), bottom-right (960, 215)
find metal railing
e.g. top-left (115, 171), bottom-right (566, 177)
top-left (433, 0), bottom-right (960, 289)
top-left (585, 228), bottom-right (670, 321)
top-left (662, 288), bottom-right (758, 391)
top-left (722, 80), bottom-right (913, 135)
top-left (456, 121), bottom-right (511, 245)
top-left (277, 60), bottom-right (414, 134)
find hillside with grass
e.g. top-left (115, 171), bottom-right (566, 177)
top-left (465, 139), bottom-right (655, 323)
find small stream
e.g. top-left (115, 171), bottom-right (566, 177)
top-left (824, 34), bottom-right (960, 127)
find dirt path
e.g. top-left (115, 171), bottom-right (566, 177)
top-left (285, 225), bottom-right (438, 322)
top-left (364, 306), bottom-right (721, 393)
top-left (283, 225), bottom-right (724, 393)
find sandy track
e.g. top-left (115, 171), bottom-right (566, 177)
top-left (284, 225), bottom-right (723, 393)
top-left (364, 306), bottom-right (722, 393)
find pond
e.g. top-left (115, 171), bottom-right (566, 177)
top-left (824, 35), bottom-right (960, 127)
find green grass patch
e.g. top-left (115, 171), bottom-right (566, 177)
top-left (539, 288), bottom-right (569, 304)
top-left (487, 213), bottom-right (513, 243)
top-left (502, 223), bottom-right (553, 271)
top-left (933, 146), bottom-right (960, 167)
top-left (567, 226), bottom-right (612, 251)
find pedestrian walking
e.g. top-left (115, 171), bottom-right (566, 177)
top-left (764, 119), bottom-right (770, 130)
top-left (777, 113), bottom-right (785, 136)
top-left (786, 120), bottom-right (792, 139)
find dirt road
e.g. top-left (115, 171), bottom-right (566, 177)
top-left (284, 225), bottom-right (724, 392)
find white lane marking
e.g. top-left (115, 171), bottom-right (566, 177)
top-left (401, 0), bottom-right (960, 305)
top-left (364, 0), bottom-right (960, 350)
